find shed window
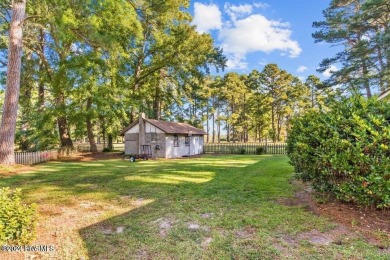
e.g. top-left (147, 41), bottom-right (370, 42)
top-left (185, 136), bottom-right (190, 146)
top-left (151, 133), bottom-right (157, 142)
top-left (173, 134), bottom-right (179, 147)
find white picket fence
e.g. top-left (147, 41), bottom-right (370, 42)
top-left (15, 150), bottom-right (58, 165)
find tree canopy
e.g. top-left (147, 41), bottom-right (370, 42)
top-left (0, 0), bottom-right (385, 158)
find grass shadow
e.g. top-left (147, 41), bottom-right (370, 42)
top-left (0, 155), bottom-right (384, 259)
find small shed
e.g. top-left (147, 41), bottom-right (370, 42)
top-left (120, 113), bottom-right (207, 158)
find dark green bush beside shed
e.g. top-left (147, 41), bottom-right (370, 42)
top-left (287, 95), bottom-right (390, 208)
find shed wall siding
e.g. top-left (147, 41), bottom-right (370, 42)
top-left (193, 135), bottom-right (204, 154)
top-left (123, 120), bottom-right (204, 158)
top-left (145, 122), bottom-right (165, 133)
top-left (149, 133), bottom-right (166, 158)
top-left (125, 133), bottom-right (139, 155)
top-left (165, 135), bottom-right (204, 158)
top-left (125, 123), bottom-right (139, 134)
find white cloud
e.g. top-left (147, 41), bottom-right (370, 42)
top-left (297, 66), bottom-right (308, 73)
top-left (219, 14), bottom-right (301, 58)
top-left (253, 2), bottom-right (269, 9)
top-left (322, 65), bottom-right (338, 78)
top-left (226, 55), bottom-right (248, 70)
top-left (224, 3), bottom-right (253, 21)
top-left (192, 3), bottom-right (222, 33)
top-left (193, 2), bottom-right (302, 70)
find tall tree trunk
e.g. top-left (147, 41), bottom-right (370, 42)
top-left (226, 122), bottom-right (230, 142)
top-left (255, 125), bottom-right (258, 142)
top-left (153, 85), bottom-right (161, 119)
top-left (212, 96), bottom-right (215, 143)
top-left (206, 103), bottom-right (209, 143)
top-left (271, 104), bottom-right (276, 142)
top-left (58, 116), bottom-right (73, 156)
top-left (243, 93), bottom-right (248, 143)
top-left (232, 125), bottom-right (236, 143)
top-left (376, 40), bottom-right (385, 92)
top-left (212, 111), bottom-right (215, 143)
top-left (86, 97), bottom-right (97, 152)
top-left (38, 29), bottom-right (45, 111)
top-left (0, 0), bottom-right (26, 164)
top-left (226, 108), bottom-right (230, 142)
top-left (86, 117), bottom-right (97, 152)
top-left (276, 114), bottom-right (282, 142)
top-left (153, 75), bottom-right (163, 119)
top-left (108, 134), bottom-right (113, 150)
top-left (19, 52), bottom-right (33, 151)
top-left (217, 122), bottom-right (220, 143)
top-left (217, 100), bottom-right (220, 143)
top-left (357, 31), bottom-right (372, 98)
top-left (101, 116), bottom-right (106, 148)
top-left (57, 89), bottom-right (73, 151)
top-left (231, 104), bottom-right (236, 143)
top-left (58, 117), bottom-right (73, 147)
top-left (129, 107), bottom-right (135, 124)
top-left (362, 59), bottom-right (372, 98)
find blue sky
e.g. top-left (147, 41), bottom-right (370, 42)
top-left (190, 0), bottom-right (341, 81)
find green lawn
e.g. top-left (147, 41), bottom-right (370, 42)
top-left (0, 155), bottom-right (387, 259)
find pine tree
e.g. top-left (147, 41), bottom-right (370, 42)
top-left (0, 0), bottom-right (27, 164)
top-left (314, 0), bottom-right (389, 96)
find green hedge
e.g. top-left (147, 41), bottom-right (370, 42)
top-left (0, 188), bottom-right (37, 244)
top-left (287, 95), bottom-right (390, 208)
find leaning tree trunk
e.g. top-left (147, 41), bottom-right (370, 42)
top-left (56, 87), bottom-right (74, 156)
top-left (0, 0), bottom-right (27, 164)
top-left (58, 117), bottom-right (74, 156)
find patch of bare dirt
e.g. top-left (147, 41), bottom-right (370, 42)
top-left (188, 223), bottom-right (201, 230)
top-left (274, 225), bottom-right (360, 258)
top-left (200, 213), bottom-right (214, 219)
top-left (187, 222), bottom-right (210, 232)
top-left (100, 226), bottom-right (125, 235)
top-left (278, 181), bottom-right (390, 247)
top-left (201, 237), bottom-right (213, 248)
top-left (0, 164), bottom-right (35, 176)
top-left (152, 218), bottom-right (176, 238)
top-left (135, 249), bottom-right (149, 259)
top-left (235, 227), bottom-right (257, 238)
top-left (297, 228), bottom-right (340, 245)
top-left (58, 152), bottom-right (123, 162)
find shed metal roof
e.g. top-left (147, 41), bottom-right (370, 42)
top-left (120, 118), bottom-right (207, 136)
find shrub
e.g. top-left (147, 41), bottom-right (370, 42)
top-left (0, 188), bottom-right (37, 244)
top-left (102, 147), bottom-right (112, 152)
top-left (239, 148), bottom-right (246, 154)
top-left (287, 95), bottom-right (390, 208)
top-left (256, 147), bottom-right (265, 155)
